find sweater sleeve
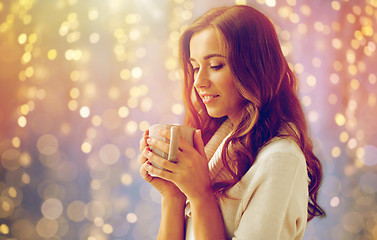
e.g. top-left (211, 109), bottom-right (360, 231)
top-left (232, 148), bottom-right (308, 240)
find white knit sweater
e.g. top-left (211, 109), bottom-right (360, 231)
top-left (185, 119), bottom-right (308, 240)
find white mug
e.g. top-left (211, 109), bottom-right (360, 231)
top-left (148, 124), bottom-right (196, 171)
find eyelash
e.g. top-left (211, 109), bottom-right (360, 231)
top-left (211, 64), bottom-right (224, 70)
top-left (192, 64), bottom-right (224, 73)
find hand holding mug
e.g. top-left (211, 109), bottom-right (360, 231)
top-left (138, 124), bottom-right (195, 200)
top-left (147, 124), bottom-right (196, 173)
top-left (143, 124), bottom-right (213, 201)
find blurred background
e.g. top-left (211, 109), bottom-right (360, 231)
top-left (0, 0), bottom-right (376, 239)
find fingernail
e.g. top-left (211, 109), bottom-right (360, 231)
top-left (159, 129), bottom-right (166, 134)
top-left (146, 138), bottom-right (152, 144)
top-left (144, 164), bottom-right (151, 171)
top-left (143, 149), bottom-right (151, 157)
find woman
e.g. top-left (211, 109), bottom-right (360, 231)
top-left (139, 5), bottom-right (325, 240)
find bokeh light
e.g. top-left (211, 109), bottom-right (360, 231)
top-left (0, 0), bottom-right (376, 239)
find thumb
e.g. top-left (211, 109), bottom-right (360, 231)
top-left (194, 129), bottom-right (206, 158)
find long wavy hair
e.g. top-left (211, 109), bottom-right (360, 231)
top-left (179, 5), bottom-right (325, 221)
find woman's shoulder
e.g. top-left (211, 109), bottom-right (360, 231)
top-left (250, 137), bottom-right (307, 177)
top-left (258, 137), bottom-right (303, 160)
top-left (228, 136), bottom-right (308, 206)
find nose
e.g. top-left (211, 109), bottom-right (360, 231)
top-left (193, 68), bottom-right (210, 89)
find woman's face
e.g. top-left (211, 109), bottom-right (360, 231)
top-left (189, 28), bottom-right (244, 123)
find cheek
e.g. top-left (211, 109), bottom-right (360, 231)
top-left (226, 82), bottom-right (244, 107)
top-left (222, 78), bottom-right (239, 97)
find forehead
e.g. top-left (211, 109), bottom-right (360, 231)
top-left (189, 28), bottom-right (225, 59)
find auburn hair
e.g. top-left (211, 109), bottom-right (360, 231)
top-left (179, 5), bottom-right (325, 221)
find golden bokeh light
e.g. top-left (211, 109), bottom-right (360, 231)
top-left (67, 200), bottom-right (86, 222)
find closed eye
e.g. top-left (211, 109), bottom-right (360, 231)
top-left (211, 64), bottom-right (224, 71)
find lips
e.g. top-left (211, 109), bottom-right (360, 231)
top-left (200, 93), bottom-right (219, 104)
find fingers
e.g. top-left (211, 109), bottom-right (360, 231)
top-left (141, 148), bottom-right (176, 182)
top-left (144, 163), bottom-right (173, 181)
top-left (157, 128), bottom-right (192, 151)
top-left (142, 148), bottom-right (176, 173)
top-left (140, 161), bottom-right (153, 183)
top-left (138, 146), bottom-right (149, 164)
top-left (194, 130), bottom-right (206, 157)
top-left (146, 137), bottom-right (170, 154)
top-left (138, 129), bottom-right (151, 165)
top-left (139, 129), bottom-right (149, 152)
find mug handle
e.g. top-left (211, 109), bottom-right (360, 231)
top-left (167, 126), bottom-right (180, 162)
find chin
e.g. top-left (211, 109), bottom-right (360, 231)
top-left (207, 110), bottom-right (226, 119)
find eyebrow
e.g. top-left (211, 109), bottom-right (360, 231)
top-left (189, 54), bottom-right (226, 62)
